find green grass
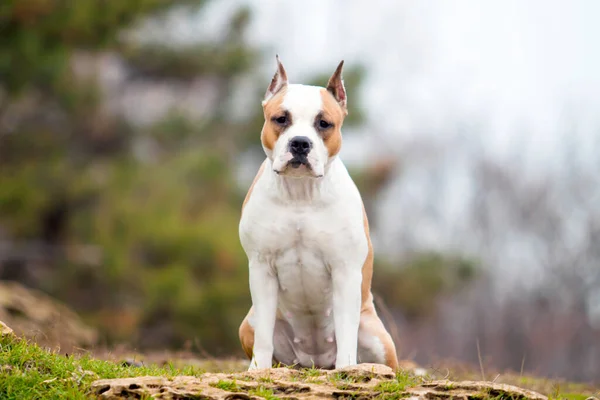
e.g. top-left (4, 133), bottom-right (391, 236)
top-left (329, 371), bottom-right (360, 390)
top-left (258, 375), bottom-right (274, 383)
top-left (373, 370), bottom-right (419, 398)
top-left (248, 385), bottom-right (280, 399)
top-left (374, 381), bottom-right (410, 393)
top-left (554, 393), bottom-right (591, 400)
top-left (211, 379), bottom-right (240, 392)
top-left (0, 335), bottom-right (203, 400)
top-left (549, 389), bottom-right (595, 400)
top-left (300, 365), bottom-right (322, 379)
top-left (1, 333), bottom-right (597, 400)
top-left (329, 371), bottom-right (357, 383)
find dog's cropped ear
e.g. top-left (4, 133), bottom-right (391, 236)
top-left (263, 55), bottom-right (288, 105)
top-left (326, 60), bottom-right (347, 112)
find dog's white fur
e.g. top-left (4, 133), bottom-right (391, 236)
top-left (238, 57), bottom-right (398, 371)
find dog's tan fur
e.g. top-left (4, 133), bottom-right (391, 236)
top-left (261, 88), bottom-right (288, 152)
top-left (318, 88), bottom-right (345, 157)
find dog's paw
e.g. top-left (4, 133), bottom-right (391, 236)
top-left (335, 361), bottom-right (358, 370)
top-left (247, 356), bottom-right (260, 371)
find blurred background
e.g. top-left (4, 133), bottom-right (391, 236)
top-left (1, 0), bottom-right (599, 383)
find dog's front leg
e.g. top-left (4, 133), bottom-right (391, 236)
top-left (332, 265), bottom-right (362, 369)
top-left (248, 257), bottom-right (278, 370)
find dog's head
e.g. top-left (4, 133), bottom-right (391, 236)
top-left (261, 56), bottom-right (348, 178)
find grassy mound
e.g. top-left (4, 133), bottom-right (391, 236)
top-left (1, 332), bottom-right (596, 400)
top-left (0, 334), bottom-right (201, 399)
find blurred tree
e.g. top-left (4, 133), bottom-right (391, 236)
top-left (0, 0), bottom-right (260, 354)
top-left (1, 0), bottom-right (483, 362)
top-left (1, 0), bottom-right (477, 359)
top-left (0, 0), bottom-right (206, 95)
top-left (0, 0), bottom-right (372, 355)
top-left (373, 251), bottom-right (478, 321)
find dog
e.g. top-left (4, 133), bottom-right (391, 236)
top-left (238, 56), bottom-right (399, 371)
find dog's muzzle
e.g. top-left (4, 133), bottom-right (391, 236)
top-left (289, 136), bottom-right (312, 168)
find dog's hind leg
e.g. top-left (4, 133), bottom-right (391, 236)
top-left (239, 307), bottom-right (297, 369)
top-left (239, 307), bottom-right (255, 360)
top-left (357, 305), bottom-right (399, 370)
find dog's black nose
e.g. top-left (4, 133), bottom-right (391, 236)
top-left (289, 136), bottom-right (312, 155)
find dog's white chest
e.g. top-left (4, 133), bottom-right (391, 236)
top-left (239, 158), bottom-right (369, 367)
top-left (243, 201), bottom-right (334, 293)
top-left (243, 203), bottom-right (339, 362)
top-left (271, 212), bottom-right (333, 308)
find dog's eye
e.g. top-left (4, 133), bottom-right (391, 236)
top-left (275, 116), bottom-right (287, 125)
top-left (319, 119), bottom-right (331, 129)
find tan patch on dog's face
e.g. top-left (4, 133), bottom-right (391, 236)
top-left (261, 87), bottom-right (289, 152)
top-left (318, 88), bottom-right (346, 157)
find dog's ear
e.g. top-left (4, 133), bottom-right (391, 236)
top-left (263, 55), bottom-right (288, 105)
top-left (326, 60), bottom-right (347, 112)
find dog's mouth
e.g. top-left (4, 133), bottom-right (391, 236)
top-left (289, 157), bottom-right (309, 169)
top-left (273, 153), bottom-right (323, 178)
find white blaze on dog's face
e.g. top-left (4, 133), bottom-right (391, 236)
top-left (261, 56), bottom-right (348, 178)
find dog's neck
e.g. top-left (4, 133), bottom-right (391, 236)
top-left (266, 158), bottom-right (338, 204)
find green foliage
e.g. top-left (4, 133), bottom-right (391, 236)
top-left (0, 0), bottom-right (375, 356)
top-left (0, 0), bottom-right (475, 358)
top-left (0, 0), bottom-right (260, 354)
top-left (373, 252), bottom-right (479, 319)
top-left (0, 0), bottom-right (206, 94)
